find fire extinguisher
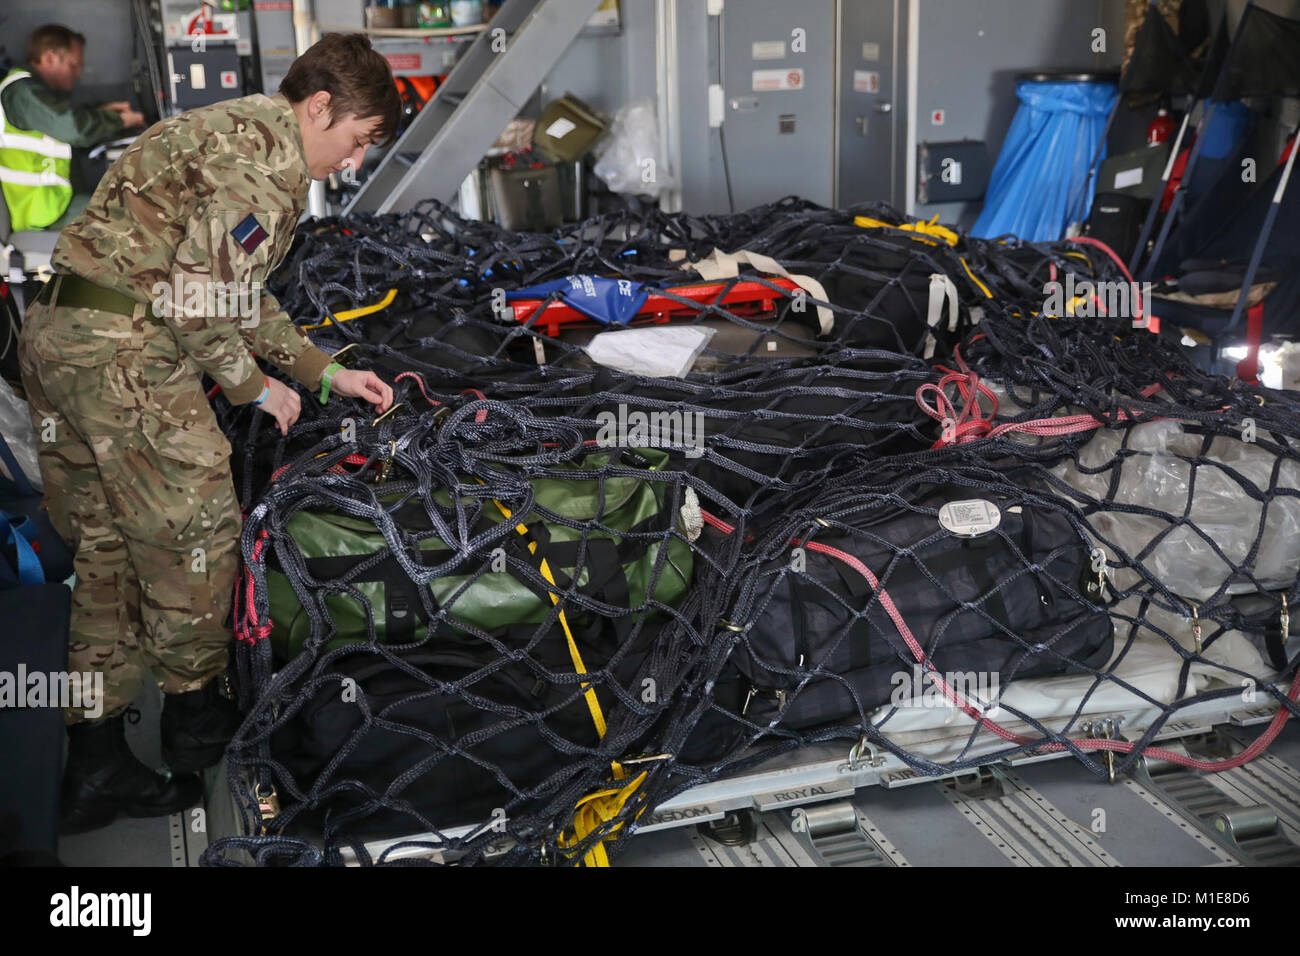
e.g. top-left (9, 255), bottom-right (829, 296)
top-left (1148, 106), bottom-right (1176, 147)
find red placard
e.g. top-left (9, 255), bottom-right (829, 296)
top-left (384, 54), bottom-right (422, 71)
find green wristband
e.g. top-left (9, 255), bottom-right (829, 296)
top-left (319, 362), bottom-right (345, 405)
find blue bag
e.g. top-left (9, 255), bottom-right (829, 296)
top-left (973, 79), bottom-right (1118, 242)
top-left (505, 275), bottom-right (651, 326)
top-left (0, 434), bottom-right (73, 584)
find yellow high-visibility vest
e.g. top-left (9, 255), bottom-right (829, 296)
top-left (0, 68), bottom-right (73, 231)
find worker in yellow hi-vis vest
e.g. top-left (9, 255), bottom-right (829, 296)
top-left (0, 24), bottom-right (144, 232)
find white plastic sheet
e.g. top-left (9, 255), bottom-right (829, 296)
top-left (585, 326), bottom-right (715, 378)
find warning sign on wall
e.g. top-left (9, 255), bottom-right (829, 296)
top-left (853, 70), bottom-right (880, 93)
top-left (752, 68), bottom-right (804, 92)
top-left (383, 54), bottom-right (422, 72)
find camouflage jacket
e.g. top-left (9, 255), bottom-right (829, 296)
top-left (52, 92), bottom-right (332, 404)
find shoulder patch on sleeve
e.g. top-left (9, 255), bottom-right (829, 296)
top-left (231, 213), bottom-right (270, 254)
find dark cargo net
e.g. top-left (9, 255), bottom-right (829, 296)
top-left (201, 198), bottom-right (1300, 867)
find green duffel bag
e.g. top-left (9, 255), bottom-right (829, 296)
top-left (265, 448), bottom-right (696, 661)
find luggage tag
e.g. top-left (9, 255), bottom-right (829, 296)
top-left (937, 499), bottom-right (1000, 537)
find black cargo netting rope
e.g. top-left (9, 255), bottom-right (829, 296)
top-left (200, 198), bottom-right (1300, 867)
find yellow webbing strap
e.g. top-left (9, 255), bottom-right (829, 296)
top-left (854, 213), bottom-right (960, 247)
top-left (302, 288), bottom-right (399, 330)
top-left (959, 257), bottom-right (994, 299)
top-left (856, 215), bottom-right (996, 308)
top-left (488, 495), bottom-right (607, 739)
top-left (558, 763), bottom-right (649, 867)
top-left (486, 486), bottom-right (651, 866)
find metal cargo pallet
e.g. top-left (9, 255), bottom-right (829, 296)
top-left (194, 695), bottom-right (1300, 866)
top-left (633, 697), bottom-right (1283, 834)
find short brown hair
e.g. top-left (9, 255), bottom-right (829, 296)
top-left (280, 33), bottom-right (401, 147)
top-left (26, 24), bottom-right (86, 65)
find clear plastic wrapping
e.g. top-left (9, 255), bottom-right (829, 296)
top-left (592, 99), bottom-right (673, 199)
top-left (0, 376), bottom-right (41, 491)
top-left (1054, 419), bottom-right (1300, 601)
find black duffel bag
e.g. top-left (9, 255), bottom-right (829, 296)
top-left (590, 361), bottom-right (937, 514)
top-left (752, 224), bottom-right (976, 356)
top-left (269, 611), bottom-right (665, 836)
top-left (685, 479), bottom-right (1114, 760)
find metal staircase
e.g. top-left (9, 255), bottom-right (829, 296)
top-left (343, 0), bottom-right (605, 215)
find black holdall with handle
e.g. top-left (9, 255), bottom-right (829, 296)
top-left (267, 624), bottom-right (658, 836)
top-left (683, 476), bottom-right (1116, 762)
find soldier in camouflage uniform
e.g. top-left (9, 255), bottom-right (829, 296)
top-left (17, 33), bottom-right (399, 833)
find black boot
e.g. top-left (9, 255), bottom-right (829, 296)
top-left (60, 713), bottom-right (203, 835)
top-left (160, 676), bottom-right (243, 775)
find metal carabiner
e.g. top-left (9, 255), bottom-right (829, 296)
top-left (377, 439), bottom-right (398, 483)
top-left (1102, 720), bottom-right (1117, 784)
top-left (372, 402), bottom-right (405, 427)
top-left (255, 782), bottom-right (280, 834)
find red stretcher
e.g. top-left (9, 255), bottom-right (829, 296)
top-left (507, 277), bottom-right (802, 339)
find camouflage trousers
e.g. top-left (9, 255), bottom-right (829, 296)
top-left (17, 292), bottom-right (241, 726)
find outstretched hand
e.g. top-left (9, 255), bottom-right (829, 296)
top-left (331, 369), bottom-right (394, 413)
top-left (102, 102), bottom-right (145, 127)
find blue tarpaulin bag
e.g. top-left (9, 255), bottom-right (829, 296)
top-left (505, 275), bottom-right (651, 326)
top-left (972, 79), bottom-right (1118, 242)
top-left (0, 511), bottom-right (43, 587)
top-left (0, 434), bottom-right (73, 584)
